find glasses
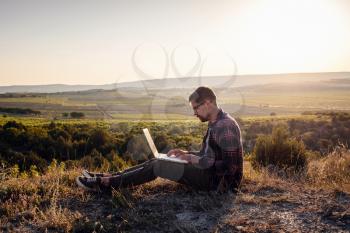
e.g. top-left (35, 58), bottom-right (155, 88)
top-left (192, 102), bottom-right (205, 112)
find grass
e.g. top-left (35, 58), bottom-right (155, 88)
top-left (0, 163), bottom-right (84, 232)
top-left (241, 113), bottom-right (323, 123)
top-left (0, 112), bottom-right (329, 127)
top-left (0, 115), bottom-right (203, 127)
top-left (307, 145), bottom-right (350, 191)
top-left (1, 147), bottom-right (349, 232)
top-left (238, 90), bottom-right (350, 109)
top-left (1, 85), bottom-right (350, 120)
top-left (0, 97), bottom-right (68, 104)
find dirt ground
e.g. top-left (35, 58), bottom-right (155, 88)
top-left (65, 177), bottom-right (350, 233)
top-left (1, 173), bottom-right (349, 233)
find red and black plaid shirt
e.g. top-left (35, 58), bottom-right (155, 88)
top-left (195, 109), bottom-right (243, 190)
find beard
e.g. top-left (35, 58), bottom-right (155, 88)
top-left (197, 115), bottom-right (208, 122)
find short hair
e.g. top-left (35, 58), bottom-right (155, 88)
top-left (188, 86), bottom-right (216, 104)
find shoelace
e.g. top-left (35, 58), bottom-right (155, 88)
top-left (85, 177), bottom-right (98, 183)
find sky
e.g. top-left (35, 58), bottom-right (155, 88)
top-left (0, 0), bottom-right (350, 85)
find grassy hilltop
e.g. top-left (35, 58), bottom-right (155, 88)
top-left (0, 153), bottom-right (349, 232)
top-left (0, 112), bottom-right (349, 232)
top-left (0, 73), bottom-right (350, 232)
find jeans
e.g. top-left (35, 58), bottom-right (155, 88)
top-left (108, 159), bottom-right (217, 191)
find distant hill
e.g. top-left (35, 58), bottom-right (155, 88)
top-left (0, 72), bottom-right (349, 93)
top-left (0, 84), bottom-right (117, 94)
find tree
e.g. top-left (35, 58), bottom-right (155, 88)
top-left (70, 112), bottom-right (85, 118)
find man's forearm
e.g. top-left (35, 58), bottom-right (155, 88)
top-left (188, 154), bottom-right (200, 164)
top-left (178, 154), bottom-right (200, 165)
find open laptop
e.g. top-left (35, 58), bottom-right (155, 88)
top-left (143, 128), bottom-right (188, 164)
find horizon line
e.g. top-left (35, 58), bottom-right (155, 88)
top-left (0, 70), bottom-right (349, 87)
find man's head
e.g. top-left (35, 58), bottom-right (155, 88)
top-left (188, 86), bottom-right (218, 122)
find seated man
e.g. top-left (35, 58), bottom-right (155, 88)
top-left (76, 86), bottom-right (243, 192)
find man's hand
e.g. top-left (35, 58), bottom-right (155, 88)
top-left (174, 153), bottom-right (191, 161)
top-left (175, 153), bottom-right (201, 165)
top-left (167, 149), bottom-right (188, 157)
top-left (167, 149), bottom-right (200, 164)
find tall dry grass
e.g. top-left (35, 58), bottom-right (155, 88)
top-left (307, 145), bottom-right (350, 192)
top-left (0, 160), bottom-right (84, 232)
top-left (244, 145), bottom-right (350, 193)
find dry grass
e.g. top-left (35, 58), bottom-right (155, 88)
top-left (242, 161), bottom-right (293, 192)
top-left (307, 146), bottom-right (350, 192)
top-left (1, 149), bottom-right (349, 232)
top-left (0, 162), bottom-right (85, 232)
top-left (244, 145), bottom-right (350, 194)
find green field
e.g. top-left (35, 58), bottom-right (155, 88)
top-left (1, 81), bottom-right (349, 120)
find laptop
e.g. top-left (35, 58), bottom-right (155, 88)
top-left (143, 128), bottom-right (188, 164)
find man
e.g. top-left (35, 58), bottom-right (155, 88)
top-left (76, 86), bottom-right (243, 192)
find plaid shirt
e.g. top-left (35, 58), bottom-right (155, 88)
top-left (194, 109), bottom-right (243, 190)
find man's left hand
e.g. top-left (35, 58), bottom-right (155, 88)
top-left (176, 154), bottom-right (200, 164)
top-left (175, 154), bottom-right (191, 161)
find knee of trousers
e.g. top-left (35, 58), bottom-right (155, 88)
top-left (153, 160), bottom-right (186, 182)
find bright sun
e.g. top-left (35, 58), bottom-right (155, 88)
top-left (225, 0), bottom-right (349, 74)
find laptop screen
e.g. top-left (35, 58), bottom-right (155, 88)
top-left (143, 128), bottom-right (159, 157)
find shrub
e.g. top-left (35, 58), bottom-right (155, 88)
top-left (154, 133), bottom-right (174, 153)
top-left (0, 107), bottom-right (40, 115)
top-left (3, 120), bottom-right (26, 130)
top-left (70, 112), bottom-right (85, 119)
top-left (89, 129), bottom-right (110, 148)
top-left (6, 150), bottom-right (47, 172)
top-left (107, 150), bottom-right (129, 171)
top-left (168, 125), bottom-right (183, 135)
top-left (251, 125), bottom-right (307, 172)
top-left (79, 149), bottom-right (110, 171)
top-left (125, 134), bottom-right (151, 162)
top-left (30, 165), bottom-right (40, 177)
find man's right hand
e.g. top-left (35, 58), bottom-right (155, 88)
top-left (167, 149), bottom-right (188, 157)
